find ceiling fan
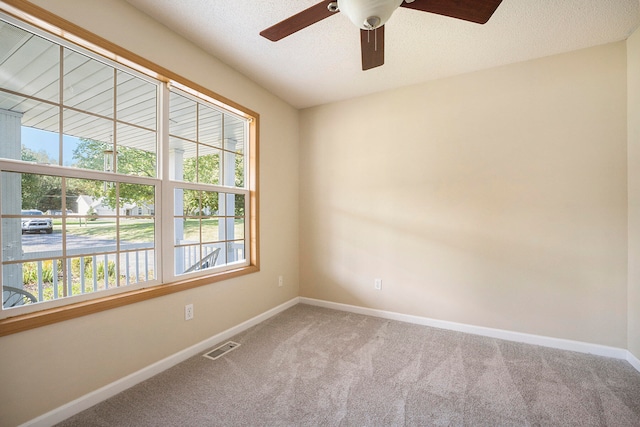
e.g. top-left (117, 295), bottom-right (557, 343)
top-left (260, 0), bottom-right (504, 71)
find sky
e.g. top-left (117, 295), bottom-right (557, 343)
top-left (21, 126), bottom-right (83, 166)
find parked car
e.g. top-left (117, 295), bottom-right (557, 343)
top-left (21, 210), bottom-right (53, 234)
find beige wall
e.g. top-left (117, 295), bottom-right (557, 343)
top-left (300, 42), bottom-right (628, 348)
top-left (629, 27), bottom-right (640, 359)
top-left (0, 1), bottom-right (299, 425)
top-left (0, 1), bottom-right (635, 425)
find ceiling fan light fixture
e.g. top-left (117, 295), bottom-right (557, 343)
top-left (365, 16), bottom-right (381, 29)
top-left (338, 0), bottom-right (403, 30)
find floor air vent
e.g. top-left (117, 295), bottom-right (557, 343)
top-left (203, 341), bottom-right (240, 360)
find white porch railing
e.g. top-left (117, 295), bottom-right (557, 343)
top-left (177, 241), bottom-right (245, 275)
top-left (7, 241), bottom-right (245, 307)
top-left (16, 243), bottom-right (155, 304)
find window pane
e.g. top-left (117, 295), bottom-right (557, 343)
top-left (224, 114), bottom-right (245, 153)
top-left (234, 153), bottom-right (245, 188)
top-left (235, 194), bottom-right (246, 218)
top-left (174, 188), bottom-right (240, 275)
top-left (174, 218), bottom-right (185, 244)
top-left (229, 241), bottom-right (246, 264)
top-left (63, 48), bottom-right (114, 117)
top-left (68, 177), bottom-right (111, 213)
top-left (23, 128), bottom-right (60, 166)
top-left (119, 216), bottom-right (154, 275)
top-left (181, 152), bottom-right (197, 183)
top-left (1, 172), bottom-right (64, 295)
top-left (229, 218), bottom-right (245, 240)
top-left (66, 216), bottom-right (117, 256)
top-left (80, 253), bottom-right (119, 290)
top-left (20, 223), bottom-right (62, 263)
top-left (197, 144), bottom-right (220, 185)
top-left (120, 248), bottom-right (155, 284)
top-left (0, 172), bottom-right (62, 261)
top-left (199, 105), bottom-right (222, 147)
top-left (175, 244), bottom-right (199, 275)
top-left (116, 124), bottom-right (157, 177)
top-left (67, 256), bottom-right (100, 295)
top-left (64, 109), bottom-right (112, 144)
top-left (17, 258), bottom-right (63, 303)
top-left (172, 138), bottom-right (196, 182)
top-left (201, 190), bottom-right (219, 216)
top-left (169, 92), bottom-right (196, 140)
top-left (215, 217), bottom-right (226, 242)
top-left (0, 21), bottom-right (60, 102)
top-left (182, 218), bottom-right (200, 242)
top-left (182, 189), bottom-right (200, 216)
top-left (0, 94), bottom-right (60, 165)
top-left (173, 188), bottom-right (183, 216)
top-left (66, 177), bottom-right (116, 256)
top-left (67, 139), bottom-right (114, 175)
top-left (119, 183), bottom-right (155, 261)
top-left (202, 217), bottom-right (222, 243)
top-left (175, 244), bottom-right (222, 275)
top-left (222, 193), bottom-right (244, 217)
top-left (221, 150), bottom-right (245, 188)
top-left (116, 70), bottom-right (157, 130)
top-left (118, 122), bottom-right (156, 151)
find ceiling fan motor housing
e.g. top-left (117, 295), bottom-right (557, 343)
top-left (338, 0), bottom-right (404, 30)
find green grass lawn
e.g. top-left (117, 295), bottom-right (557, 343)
top-left (60, 218), bottom-right (244, 242)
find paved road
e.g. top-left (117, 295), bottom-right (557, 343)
top-left (21, 233), bottom-right (152, 255)
top-left (22, 233), bottom-right (118, 253)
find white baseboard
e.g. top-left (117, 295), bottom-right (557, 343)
top-left (21, 297), bottom-right (300, 427)
top-left (628, 351), bottom-right (640, 372)
top-left (22, 296), bottom-right (640, 426)
top-left (299, 297), bottom-right (633, 363)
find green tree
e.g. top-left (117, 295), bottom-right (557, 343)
top-left (183, 154), bottom-right (220, 215)
top-left (21, 146), bottom-right (59, 211)
top-left (181, 152), bottom-right (245, 217)
top-left (71, 139), bottom-right (244, 215)
top-left (71, 139), bottom-right (107, 172)
top-left (72, 139), bottom-right (155, 208)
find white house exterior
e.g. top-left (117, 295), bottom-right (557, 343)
top-left (76, 195), bottom-right (153, 217)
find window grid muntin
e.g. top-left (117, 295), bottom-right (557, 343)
top-left (166, 87), bottom-right (250, 279)
top-left (172, 185), bottom-right (249, 277)
top-left (168, 87), bottom-right (247, 190)
top-left (0, 13), bottom-right (161, 310)
top-left (0, 15), bottom-right (160, 177)
top-left (0, 168), bottom-right (159, 306)
top-left (0, 11), bottom-right (254, 316)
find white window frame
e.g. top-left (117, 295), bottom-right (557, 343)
top-left (164, 86), bottom-right (251, 282)
top-left (0, 4), bottom-right (259, 331)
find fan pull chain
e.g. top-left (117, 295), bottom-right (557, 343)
top-left (375, 27), bottom-right (378, 51)
top-left (367, 28), bottom-right (379, 52)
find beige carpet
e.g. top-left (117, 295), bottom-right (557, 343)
top-left (58, 304), bottom-right (640, 426)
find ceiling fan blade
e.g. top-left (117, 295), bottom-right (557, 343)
top-left (361, 26), bottom-right (385, 71)
top-left (260, 0), bottom-right (337, 41)
top-left (400, 0), bottom-right (503, 24)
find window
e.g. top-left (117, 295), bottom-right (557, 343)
top-left (0, 8), bottom-right (257, 327)
top-left (169, 90), bottom-right (249, 275)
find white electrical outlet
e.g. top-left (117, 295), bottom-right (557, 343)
top-left (374, 278), bottom-right (382, 290)
top-left (185, 303), bottom-right (194, 320)
top-left (278, 275), bottom-right (284, 287)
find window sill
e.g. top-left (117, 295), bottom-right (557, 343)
top-left (0, 265), bottom-right (259, 337)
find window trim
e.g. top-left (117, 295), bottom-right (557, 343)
top-left (0, 0), bottom-right (260, 337)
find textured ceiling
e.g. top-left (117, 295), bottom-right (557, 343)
top-left (124, 0), bottom-right (640, 109)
